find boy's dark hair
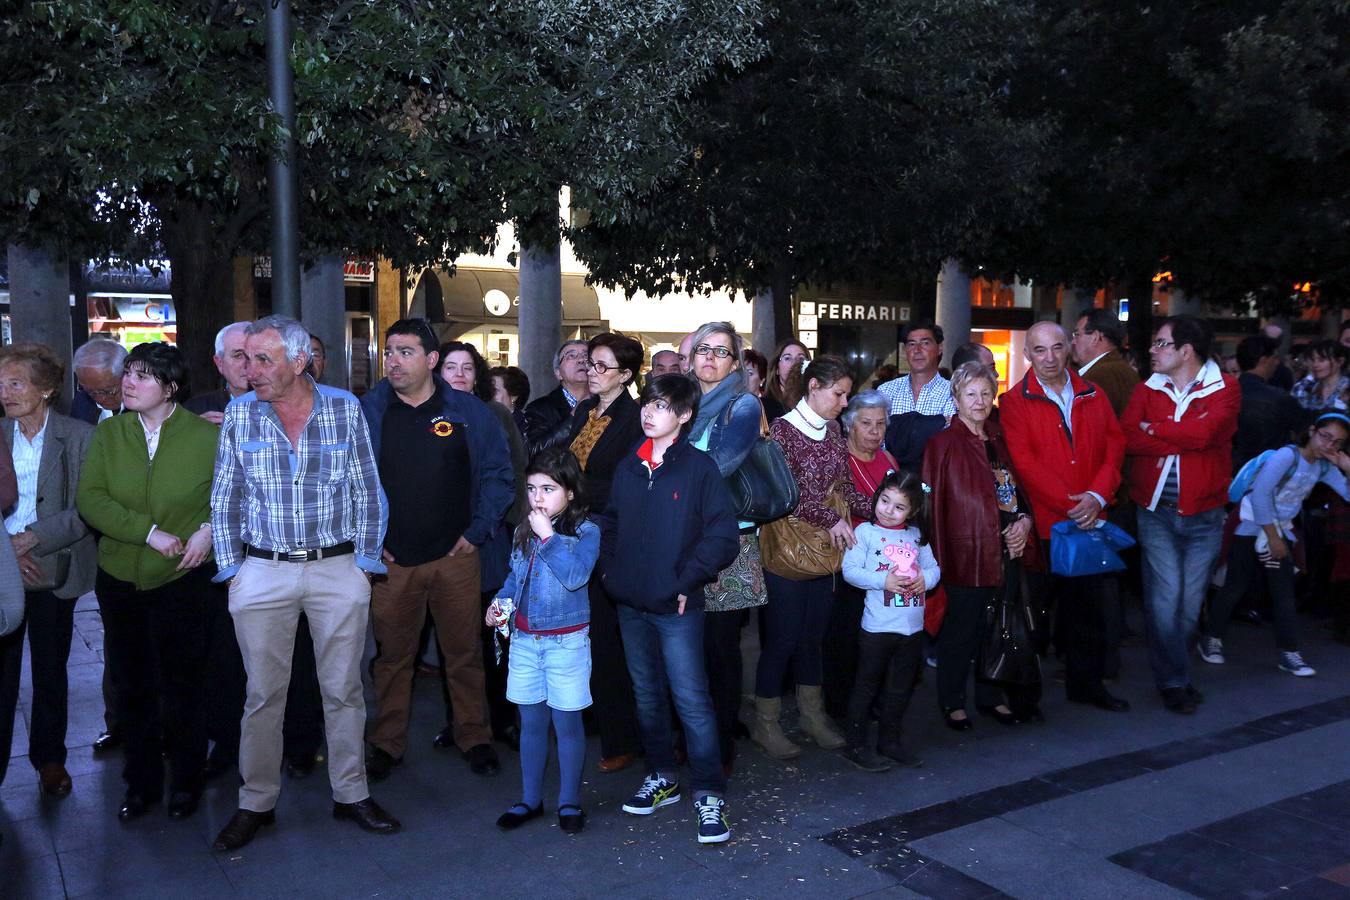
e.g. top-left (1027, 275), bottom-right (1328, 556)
top-left (903, 320), bottom-right (945, 346)
top-left (514, 447), bottom-right (589, 551)
top-left (640, 372), bottom-right (701, 431)
top-left (126, 341), bottom-right (191, 403)
top-left (439, 341), bottom-right (494, 402)
top-left (1079, 307), bottom-right (1126, 350)
top-left (1235, 334), bottom-right (1280, 372)
top-left (490, 365), bottom-right (531, 410)
top-left (1163, 314), bottom-right (1213, 361)
top-left (385, 317), bottom-right (440, 355)
top-left (870, 470), bottom-right (930, 546)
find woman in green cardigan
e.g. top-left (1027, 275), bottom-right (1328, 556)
top-left (76, 342), bottom-right (221, 822)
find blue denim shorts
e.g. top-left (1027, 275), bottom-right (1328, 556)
top-left (506, 627), bottom-right (592, 712)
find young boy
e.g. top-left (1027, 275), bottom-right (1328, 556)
top-left (602, 374), bottom-right (740, 844)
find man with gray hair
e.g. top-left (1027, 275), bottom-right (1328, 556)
top-left (71, 338), bottom-right (128, 425)
top-left (209, 315), bottom-right (398, 850)
top-left (523, 338), bottom-right (592, 455)
top-left (185, 322), bottom-right (251, 424)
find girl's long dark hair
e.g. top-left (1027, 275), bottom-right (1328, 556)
top-left (513, 447), bottom-right (589, 552)
top-left (870, 470), bottom-right (930, 545)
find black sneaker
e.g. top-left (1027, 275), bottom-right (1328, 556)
top-left (621, 774), bottom-right (681, 815)
top-left (366, 745), bottom-right (400, 782)
top-left (1160, 687), bottom-right (1196, 715)
top-left (694, 794), bottom-right (731, 844)
top-left (840, 746), bottom-right (893, 773)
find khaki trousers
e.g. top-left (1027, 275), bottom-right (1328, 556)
top-left (229, 554), bottom-right (371, 811)
top-left (369, 546), bottom-right (489, 757)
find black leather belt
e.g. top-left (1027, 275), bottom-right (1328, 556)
top-left (245, 542), bottom-right (355, 563)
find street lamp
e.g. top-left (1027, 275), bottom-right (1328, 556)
top-left (266, 0), bottom-right (301, 317)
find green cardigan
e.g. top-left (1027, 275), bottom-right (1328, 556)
top-left (76, 405), bottom-right (220, 590)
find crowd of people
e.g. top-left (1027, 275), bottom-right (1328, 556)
top-left (0, 308), bottom-right (1346, 851)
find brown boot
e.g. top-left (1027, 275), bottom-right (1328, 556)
top-left (796, 685), bottom-right (846, 750)
top-left (750, 696), bottom-right (801, 760)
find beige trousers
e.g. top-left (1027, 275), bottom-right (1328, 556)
top-left (229, 554), bottom-right (371, 811)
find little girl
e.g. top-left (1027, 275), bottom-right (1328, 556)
top-left (840, 471), bottom-right (940, 773)
top-left (486, 448), bottom-right (599, 834)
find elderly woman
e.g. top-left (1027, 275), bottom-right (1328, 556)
top-left (923, 362), bottom-right (1042, 730)
top-left (76, 342), bottom-right (220, 821)
top-left (0, 343), bottom-right (96, 798)
top-left (823, 391), bottom-right (900, 717)
top-left (685, 321), bottom-right (765, 771)
top-left (762, 339), bottom-right (810, 421)
top-left (538, 332), bottom-right (647, 772)
top-left (754, 355), bottom-right (870, 760)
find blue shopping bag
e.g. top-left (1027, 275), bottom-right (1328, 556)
top-left (1049, 519), bottom-right (1136, 577)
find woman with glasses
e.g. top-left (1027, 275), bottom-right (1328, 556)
top-left (685, 322), bottom-right (766, 773)
top-left (763, 340), bottom-right (810, 421)
top-left (75, 342), bottom-right (220, 821)
top-left (1200, 412), bottom-right (1350, 678)
top-left (538, 332), bottom-right (646, 772)
top-left (0, 343), bottom-right (96, 800)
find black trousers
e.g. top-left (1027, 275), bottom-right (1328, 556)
top-left (823, 583), bottom-right (864, 719)
top-left (205, 584), bottom-right (246, 761)
top-left (0, 591), bottom-right (77, 779)
top-left (479, 591), bottom-right (515, 737)
top-left (1038, 572), bottom-right (1109, 698)
top-left (703, 607), bottom-right (748, 765)
top-left (937, 586), bottom-right (1008, 712)
top-left (589, 563), bottom-right (641, 757)
top-left (96, 567), bottom-right (213, 796)
top-left (282, 613), bottom-right (325, 760)
top-left (846, 630), bottom-right (924, 748)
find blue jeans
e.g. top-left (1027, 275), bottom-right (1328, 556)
top-left (1136, 505), bottom-right (1225, 691)
top-left (616, 605), bottom-right (725, 797)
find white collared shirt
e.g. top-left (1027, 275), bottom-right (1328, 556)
top-left (6, 412), bottom-right (48, 535)
top-left (1077, 352), bottom-right (1110, 377)
top-left (139, 405), bottom-right (175, 462)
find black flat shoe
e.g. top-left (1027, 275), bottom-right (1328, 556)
top-left (117, 792), bottom-right (161, 821)
top-left (976, 705), bottom-right (1020, 726)
top-left (464, 743), bottom-right (500, 777)
top-left (496, 802), bottom-right (544, 831)
top-left (92, 731), bottom-right (121, 755)
top-left (432, 725), bottom-right (456, 749)
top-left (167, 791), bottom-right (201, 820)
top-left (943, 709), bottom-right (973, 732)
top-left (558, 804), bottom-right (586, 835)
top-left (1014, 706), bottom-right (1046, 724)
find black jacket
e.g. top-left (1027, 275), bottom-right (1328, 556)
top-left (538, 390), bottom-right (643, 517)
top-left (1233, 372), bottom-right (1310, 473)
top-left (602, 437), bottom-right (739, 615)
top-left (523, 385), bottom-right (575, 456)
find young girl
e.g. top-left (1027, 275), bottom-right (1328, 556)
top-left (840, 472), bottom-right (940, 772)
top-left (486, 448), bottom-right (600, 834)
top-left (1201, 412), bottom-right (1350, 676)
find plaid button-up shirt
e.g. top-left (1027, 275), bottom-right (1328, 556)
top-left (210, 381), bottom-right (387, 581)
top-left (877, 373), bottom-right (956, 417)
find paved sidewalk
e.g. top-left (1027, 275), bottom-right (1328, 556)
top-left (3, 594), bottom-right (1349, 898)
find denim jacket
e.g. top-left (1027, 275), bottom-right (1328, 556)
top-left (496, 519), bottom-right (600, 631)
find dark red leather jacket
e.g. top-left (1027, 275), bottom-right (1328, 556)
top-left (922, 419), bottom-right (1029, 588)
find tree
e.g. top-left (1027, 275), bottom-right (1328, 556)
top-left (0, 0), bottom-right (764, 388)
top-left (568, 0), bottom-right (1050, 346)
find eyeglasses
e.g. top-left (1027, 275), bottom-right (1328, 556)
top-left (1314, 429), bottom-right (1347, 451)
top-left (560, 350), bottom-right (589, 363)
top-left (1072, 328), bottom-right (1097, 340)
top-left (693, 344), bottom-right (734, 359)
top-left (1152, 339), bottom-right (1176, 350)
top-left (587, 359), bottom-right (616, 374)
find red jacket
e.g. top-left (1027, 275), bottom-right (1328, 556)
top-left (999, 370), bottom-right (1125, 540)
top-left (1121, 361), bottom-right (1239, 516)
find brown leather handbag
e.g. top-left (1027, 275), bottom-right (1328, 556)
top-left (758, 484), bottom-right (851, 580)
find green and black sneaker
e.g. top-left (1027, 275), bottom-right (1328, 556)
top-left (622, 773), bottom-right (681, 815)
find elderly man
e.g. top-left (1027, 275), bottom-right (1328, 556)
top-left (675, 333), bottom-right (695, 374)
top-left (1001, 321), bottom-right (1129, 713)
top-left (186, 322), bottom-right (251, 424)
top-left (649, 349), bottom-right (682, 377)
top-left (1072, 308), bottom-right (1139, 417)
top-left (71, 339), bottom-right (127, 425)
top-left (523, 339), bottom-right (591, 454)
top-left (209, 315), bottom-right (398, 851)
top-left (306, 334), bottom-right (328, 383)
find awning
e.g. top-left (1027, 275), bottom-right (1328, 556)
top-left (410, 267), bottom-right (605, 328)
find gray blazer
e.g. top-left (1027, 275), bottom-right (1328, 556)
top-left (1, 411), bottom-right (97, 599)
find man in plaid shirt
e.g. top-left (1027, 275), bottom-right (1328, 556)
top-left (209, 315), bottom-right (399, 851)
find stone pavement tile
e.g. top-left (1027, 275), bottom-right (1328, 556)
top-left (1273, 781), bottom-right (1350, 833)
top-left (687, 824), bottom-right (896, 897)
top-left (1036, 754), bottom-right (1154, 793)
top-left (1270, 877), bottom-right (1350, 900)
top-left (1195, 806), bottom-right (1350, 876)
top-left (217, 831), bottom-right (392, 895)
top-left (0, 810), bottom-right (57, 861)
top-left (58, 843), bottom-right (230, 898)
top-left (1001, 857), bottom-right (1196, 900)
top-left (1109, 830), bottom-right (1308, 899)
top-left (0, 851), bottom-right (66, 900)
top-left (848, 884), bottom-right (927, 899)
top-left (909, 816), bottom-right (1096, 891)
top-left (890, 859), bottom-right (1008, 899)
top-left (1001, 792), bottom-right (1176, 856)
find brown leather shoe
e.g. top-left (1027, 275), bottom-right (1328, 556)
top-left (212, 808), bottom-right (276, 851)
top-left (332, 797), bottom-right (401, 834)
top-left (597, 753), bottom-right (638, 774)
top-left (38, 763), bottom-right (72, 797)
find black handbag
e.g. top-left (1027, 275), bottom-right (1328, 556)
top-left (724, 407), bottom-right (800, 524)
top-left (979, 566), bottom-right (1041, 685)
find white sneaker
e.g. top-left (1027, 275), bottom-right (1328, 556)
top-left (1279, 651), bottom-right (1315, 677)
top-left (1198, 637), bottom-right (1225, 665)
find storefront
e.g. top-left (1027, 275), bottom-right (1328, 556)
top-left (85, 261), bottom-right (176, 347)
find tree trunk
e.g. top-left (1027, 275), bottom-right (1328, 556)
top-left (301, 255), bottom-right (346, 387)
top-left (7, 243), bottom-right (74, 402)
top-left (161, 202), bottom-right (238, 399)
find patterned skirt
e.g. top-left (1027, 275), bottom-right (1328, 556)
top-left (706, 532), bottom-right (769, 612)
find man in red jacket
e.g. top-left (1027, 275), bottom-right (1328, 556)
top-left (1122, 316), bottom-right (1238, 714)
top-left (1002, 321), bottom-right (1129, 711)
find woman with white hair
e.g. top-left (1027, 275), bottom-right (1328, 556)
top-left (684, 321), bottom-right (765, 773)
